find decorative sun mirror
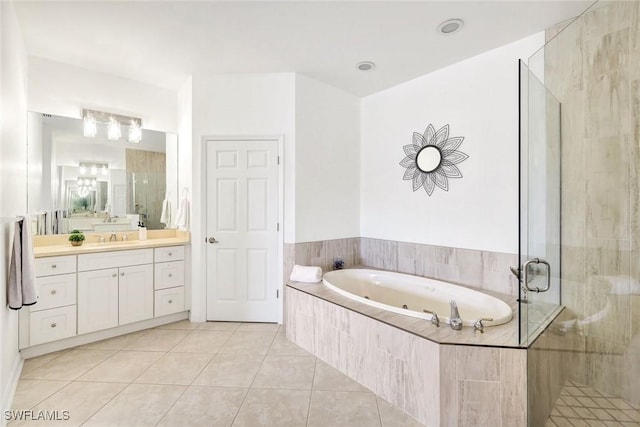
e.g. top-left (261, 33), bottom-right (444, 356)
top-left (400, 123), bottom-right (469, 196)
top-left (416, 145), bottom-right (443, 173)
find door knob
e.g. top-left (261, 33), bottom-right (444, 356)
top-left (208, 237), bottom-right (219, 244)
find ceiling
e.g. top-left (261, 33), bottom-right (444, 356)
top-left (13, 1), bottom-right (593, 97)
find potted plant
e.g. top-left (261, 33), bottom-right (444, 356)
top-left (68, 229), bottom-right (86, 247)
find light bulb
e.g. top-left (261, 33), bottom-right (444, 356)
top-left (90, 164), bottom-right (98, 175)
top-left (79, 165), bottom-right (87, 175)
top-left (101, 165), bottom-right (108, 176)
top-left (128, 120), bottom-right (142, 143)
top-left (83, 115), bottom-right (97, 138)
top-left (107, 118), bottom-right (121, 140)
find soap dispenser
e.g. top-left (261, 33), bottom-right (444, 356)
top-left (138, 222), bottom-right (147, 241)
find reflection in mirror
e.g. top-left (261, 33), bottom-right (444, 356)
top-left (27, 113), bottom-right (178, 234)
top-left (416, 145), bottom-right (442, 173)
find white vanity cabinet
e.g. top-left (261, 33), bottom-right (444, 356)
top-left (29, 256), bottom-right (78, 346)
top-left (154, 246), bottom-right (185, 316)
top-left (77, 249), bottom-right (154, 334)
top-left (77, 268), bottom-right (119, 334)
top-left (22, 243), bottom-right (189, 352)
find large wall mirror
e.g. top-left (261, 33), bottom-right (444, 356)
top-left (27, 112), bottom-right (178, 234)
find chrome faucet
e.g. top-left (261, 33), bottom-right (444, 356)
top-left (449, 301), bottom-right (463, 330)
top-left (423, 309), bottom-right (440, 327)
top-left (109, 232), bottom-right (117, 242)
top-left (103, 213), bottom-right (112, 223)
top-left (473, 318), bottom-right (494, 334)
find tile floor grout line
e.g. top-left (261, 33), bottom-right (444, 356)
top-left (305, 356), bottom-right (318, 427)
top-left (14, 379), bottom-right (73, 414)
top-left (78, 380), bottom-right (131, 426)
top-left (228, 327), bottom-right (280, 427)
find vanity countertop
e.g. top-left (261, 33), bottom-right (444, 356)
top-left (33, 229), bottom-right (190, 258)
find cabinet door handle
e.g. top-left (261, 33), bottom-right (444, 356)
top-left (50, 323), bottom-right (57, 328)
top-left (168, 273), bottom-right (172, 278)
top-left (168, 252), bottom-right (172, 256)
top-left (112, 273), bottom-right (117, 278)
top-left (120, 272), bottom-right (125, 276)
top-left (51, 264), bottom-right (57, 269)
top-left (168, 299), bottom-right (173, 304)
top-left (50, 290), bottom-right (57, 295)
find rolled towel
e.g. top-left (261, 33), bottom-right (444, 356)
top-left (289, 265), bottom-right (323, 283)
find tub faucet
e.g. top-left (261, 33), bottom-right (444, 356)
top-left (423, 309), bottom-right (440, 327)
top-left (449, 301), bottom-right (463, 330)
top-left (473, 318), bottom-right (494, 334)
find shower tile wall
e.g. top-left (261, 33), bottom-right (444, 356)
top-left (285, 237), bottom-right (518, 297)
top-left (125, 148), bottom-right (166, 230)
top-left (543, 0), bottom-right (640, 409)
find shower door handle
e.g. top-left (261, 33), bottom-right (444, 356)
top-left (522, 258), bottom-right (551, 293)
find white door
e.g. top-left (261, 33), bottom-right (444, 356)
top-left (118, 264), bottom-right (154, 325)
top-left (205, 139), bottom-right (280, 322)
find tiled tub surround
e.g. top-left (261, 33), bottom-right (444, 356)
top-left (286, 237), bottom-right (519, 297)
top-left (285, 283), bottom-right (528, 426)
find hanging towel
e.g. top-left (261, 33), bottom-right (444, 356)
top-left (160, 198), bottom-right (171, 227)
top-left (8, 216), bottom-right (38, 310)
top-left (289, 265), bottom-right (323, 283)
top-left (175, 189), bottom-right (190, 230)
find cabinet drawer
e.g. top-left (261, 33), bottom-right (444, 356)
top-left (32, 273), bottom-right (76, 312)
top-left (35, 256), bottom-right (76, 277)
top-left (154, 261), bottom-right (184, 290)
top-left (78, 249), bottom-right (153, 271)
top-left (154, 246), bottom-right (185, 263)
top-left (155, 287), bottom-right (184, 317)
top-left (30, 305), bottom-right (76, 346)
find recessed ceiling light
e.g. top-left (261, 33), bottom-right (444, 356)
top-left (356, 61), bottom-right (376, 72)
top-left (437, 19), bottom-right (464, 35)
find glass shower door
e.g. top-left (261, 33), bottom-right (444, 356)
top-left (518, 59), bottom-right (562, 346)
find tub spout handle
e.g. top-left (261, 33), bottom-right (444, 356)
top-left (449, 301), bottom-right (463, 330)
top-left (473, 318), bottom-right (494, 334)
top-left (423, 309), bottom-right (440, 327)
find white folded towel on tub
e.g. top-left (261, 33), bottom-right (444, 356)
top-left (289, 265), bottom-right (323, 283)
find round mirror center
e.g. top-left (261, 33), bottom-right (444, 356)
top-left (416, 146), bottom-right (442, 173)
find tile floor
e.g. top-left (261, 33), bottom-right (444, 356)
top-left (10, 320), bottom-right (425, 426)
top-left (546, 380), bottom-right (640, 427)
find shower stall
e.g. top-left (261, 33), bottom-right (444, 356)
top-left (521, 1), bottom-right (640, 424)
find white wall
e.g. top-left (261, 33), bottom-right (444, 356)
top-left (0, 1), bottom-right (28, 417)
top-left (295, 75), bottom-right (360, 242)
top-left (360, 32), bottom-right (544, 254)
top-left (189, 73), bottom-right (296, 321)
top-left (28, 56), bottom-right (177, 133)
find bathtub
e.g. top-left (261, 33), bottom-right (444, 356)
top-left (322, 269), bottom-right (513, 327)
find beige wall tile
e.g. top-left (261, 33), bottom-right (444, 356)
top-left (500, 348), bottom-right (527, 427)
top-left (455, 346), bottom-right (500, 381)
top-left (457, 380), bottom-right (501, 427)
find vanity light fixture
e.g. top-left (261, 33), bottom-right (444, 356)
top-left (107, 118), bottom-right (121, 141)
top-left (128, 119), bottom-right (142, 143)
top-left (81, 109), bottom-right (142, 143)
top-left (83, 114), bottom-right (97, 138)
top-left (101, 165), bottom-right (108, 176)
